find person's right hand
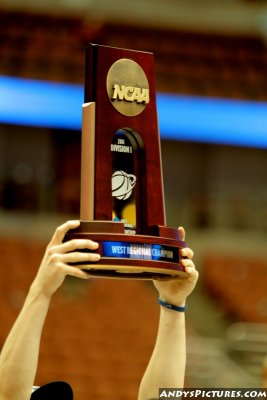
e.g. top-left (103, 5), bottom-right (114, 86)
top-left (30, 220), bottom-right (100, 298)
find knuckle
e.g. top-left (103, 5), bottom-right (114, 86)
top-left (46, 247), bottom-right (53, 257)
top-left (56, 225), bottom-right (64, 234)
top-left (47, 245), bottom-right (56, 256)
top-left (49, 252), bottom-right (61, 264)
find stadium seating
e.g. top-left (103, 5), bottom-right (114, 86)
top-left (1, 9), bottom-right (267, 100)
top-left (203, 254), bottom-right (267, 324)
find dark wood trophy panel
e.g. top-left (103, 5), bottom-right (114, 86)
top-left (64, 44), bottom-right (187, 279)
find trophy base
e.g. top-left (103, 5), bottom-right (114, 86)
top-left (64, 221), bottom-right (188, 280)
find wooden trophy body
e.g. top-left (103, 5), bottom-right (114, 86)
top-left (64, 44), bottom-right (187, 279)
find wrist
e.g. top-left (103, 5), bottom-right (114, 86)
top-left (158, 298), bottom-right (187, 312)
top-left (158, 296), bottom-right (186, 308)
top-left (28, 282), bottom-right (53, 303)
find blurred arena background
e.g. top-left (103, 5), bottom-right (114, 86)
top-left (0, 0), bottom-right (267, 398)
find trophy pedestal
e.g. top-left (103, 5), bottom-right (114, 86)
top-left (64, 221), bottom-right (187, 280)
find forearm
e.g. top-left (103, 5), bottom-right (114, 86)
top-left (138, 230), bottom-right (198, 400)
top-left (0, 220), bottom-right (97, 400)
top-left (0, 286), bottom-right (51, 400)
top-left (138, 307), bottom-right (186, 400)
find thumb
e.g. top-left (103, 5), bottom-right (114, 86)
top-left (178, 226), bottom-right (185, 241)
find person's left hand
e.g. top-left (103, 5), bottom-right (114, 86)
top-left (153, 227), bottom-right (198, 306)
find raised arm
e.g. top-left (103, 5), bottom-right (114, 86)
top-left (0, 220), bottom-right (100, 400)
top-left (138, 227), bottom-right (198, 400)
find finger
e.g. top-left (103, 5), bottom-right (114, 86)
top-left (178, 226), bottom-right (185, 241)
top-left (62, 264), bottom-right (91, 280)
top-left (61, 251), bottom-right (100, 264)
top-left (50, 220), bottom-right (80, 246)
top-left (181, 247), bottom-right (194, 259)
top-left (184, 265), bottom-right (199, 280)
top-left (181, 258), bottom-right (195, 269)
top-left (52, 238), bottom-right (99, 254)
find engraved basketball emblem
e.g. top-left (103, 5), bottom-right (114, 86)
top-left (112, 170), bottom-right (136, 200)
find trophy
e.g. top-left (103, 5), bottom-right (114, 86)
top-left (64, 43), bottom-right (187, 279)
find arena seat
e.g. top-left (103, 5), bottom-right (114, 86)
top-left (203, 254), bottom-right (267, 324)
top-left (1, 9), bottom-right (267, 99)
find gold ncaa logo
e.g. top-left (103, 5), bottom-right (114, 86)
top-left (106, 59), bottom-right (149, 117)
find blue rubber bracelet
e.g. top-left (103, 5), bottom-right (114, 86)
top-left (158, 299), bottom-right (187, 312)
